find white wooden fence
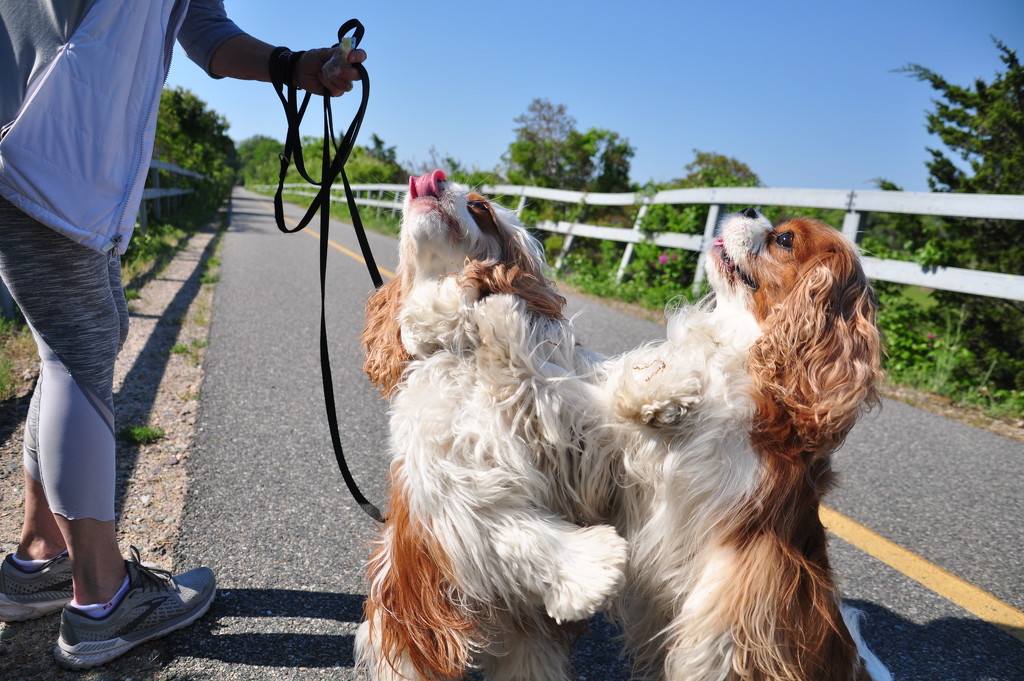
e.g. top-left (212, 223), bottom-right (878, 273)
top-left (138, 160), bottom-right (207, 232)
top-left (263, 182), bottom-right (1024, 303)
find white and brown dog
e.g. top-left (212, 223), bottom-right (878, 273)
top-left (592, 208), bottom-right (891, 680)
top-left (356, 171), bottom-right (626, 681)
top-left (457, 207), bottom-right (892, 680)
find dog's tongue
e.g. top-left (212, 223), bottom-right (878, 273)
top-left (408, 169), bottom-right (446, 200)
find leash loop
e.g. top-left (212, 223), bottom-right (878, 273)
top-left (271, 19), bottom-right (385, 523)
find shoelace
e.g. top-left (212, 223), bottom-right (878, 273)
top-left (126, 546), bottom-right (172, 591)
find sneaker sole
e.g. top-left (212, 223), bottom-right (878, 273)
top-left (52, 587), bottom-right (216, 670)
top-left (0, 593), bottom-right (73, 622)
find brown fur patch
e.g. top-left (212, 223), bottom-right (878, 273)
top-left (362, 275), bottom-right (412, 399)
top-left (363, 463), bottom-right (478, 679)
top-left (458, 260), bottom-right (566, 321)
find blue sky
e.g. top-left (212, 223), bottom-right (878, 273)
top-left (166, 0), bottom-right (1023, 192)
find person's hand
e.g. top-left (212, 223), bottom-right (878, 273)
top-left (295, 47), bottom-right (367, 96)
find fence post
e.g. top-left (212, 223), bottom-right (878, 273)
top-left (841, 210), bottom-right (864, 243)
top-left (138, 198), bottom-right (149, 235)
top-left (516, 188), bottom-right (527, 214)
top-left (557, 195), bottom-right (589, 272)
top-left (841, 190), bottom-right (864, 243)
top-left (691, 204), bottom-right (722, 294)
top-left (555, 198), bottom-right (590, 274)
top-left (615, 199), bottom-right (649, 283)
top-left (553, 222), bottom-right (574, 273)
top-left (151, 167), bottom-right (162, 221)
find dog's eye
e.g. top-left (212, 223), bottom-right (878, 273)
top-left (466, 199), bottom-right (501, 236)
top-left (774, 231), bottom-right (794, 250)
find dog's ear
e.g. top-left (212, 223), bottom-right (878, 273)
top-left (459, 260), bottom-right (566, 320)
top-left (495, 208), bottom-right (547, 279)
top-left (362, 275), bottom-right (412, 399)
top-left (750, 247), bottom-right (882, 455)
top-left (473, 208), bottom-right (565, 319)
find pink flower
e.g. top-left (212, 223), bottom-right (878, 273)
top-left (658, 253), bottom-right (668, 265)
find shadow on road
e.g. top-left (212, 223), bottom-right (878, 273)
top-left (170, 588), bottom-right (363, 668)
top-left (156, 589), bottom-right (1024, 679)
top-left (849, 599), bottom-right (1024, 680)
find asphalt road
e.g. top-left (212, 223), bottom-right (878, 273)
top-left (163, 187), bottom-right (1024, 680)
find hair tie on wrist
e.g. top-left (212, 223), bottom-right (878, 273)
top-left (287, 50), bottom-right (307, 88)
top-left (269, 46), bottom-right (293, 87)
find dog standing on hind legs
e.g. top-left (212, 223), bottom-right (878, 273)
top-left (355, 170), bottom-right (626, 681)
top-left (596, 208), bottom-right (893, 680)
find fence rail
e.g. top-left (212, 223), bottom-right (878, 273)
top-left (263, 182), bottom-right (1024, 303)
top-left (139, 160), bottom-right (207, 232)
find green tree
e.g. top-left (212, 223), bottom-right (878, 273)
top-left (503, 98), bottom-right (635, 193)
top-left (504, 99), bottom-right (576, 188)
top-left (366, 133), bottom-right (398, 165)
top-left (238, 134), bottom-right (409, 186)
top-left (673, 150), bottom-right (760, 189)
top-left (154, 86), bottom-right (237, 187)
top-left (906, 39), bottom-right (1023, 199)
top-left (126, 87), bottom-right (235, 274)
top-left (149, 86), bottom-right (236, 228)
top-left (236, 134), bottom-right (285, 186)
top-left (340, 140), bottom-right (408, 184)
top-left (880, 38), bottom-right (1024, 399)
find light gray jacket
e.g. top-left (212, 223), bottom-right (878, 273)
top-left (0, 0), bottom-right (241, 253)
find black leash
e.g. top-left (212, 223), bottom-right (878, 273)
top-left (270, 19), bottom-right (385, 523)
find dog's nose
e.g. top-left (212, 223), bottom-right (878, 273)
top-left (742, 207), bottom-right (759, 219)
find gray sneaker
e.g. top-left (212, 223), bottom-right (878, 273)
top-left (0, 551), bottom-right (73, 621)
top-left (53, 547), bottom-right (215, 670)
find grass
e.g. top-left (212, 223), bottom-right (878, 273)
top-left (0, 355), bottom-right (16, 402)
top-left (118, 424), bottom-right (165, 445)
top-left (199, 250), bottom-right (222, 285)
top-left (171, 338), bottom-right (210, 366)
top-left (0, 317), bottom-right (36, 401)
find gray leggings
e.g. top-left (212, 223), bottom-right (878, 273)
top-left (0, 198), bottom-right (128, 521)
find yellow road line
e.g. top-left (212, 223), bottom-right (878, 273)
top-left (249, 195), bottom-right (395, 279)
top-left (300, 227), bottom-right (396, 280)
top-left (820, 504), bottom-right (1024, 643)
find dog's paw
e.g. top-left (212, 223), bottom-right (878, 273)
top-left (639, 392), bottom-right (702, 426)
top-left (543, 525), bottom-right (627, 623)
top-left (616, 376), bottom-right (702, 427)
